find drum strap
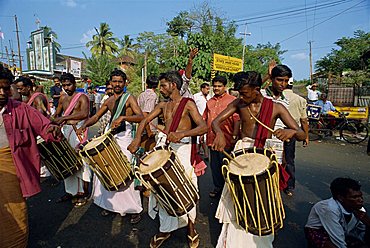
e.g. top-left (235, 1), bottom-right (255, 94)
top-left (168, 97), bottom-right (206, 176)
top-left (254, 97), bottom-right (273, 148)
top-left (107, 93), bottom-right (130, 131)
top-left (27, 92), bottom-right (50, 113)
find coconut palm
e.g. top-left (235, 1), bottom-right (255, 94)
top-left (86, 23), bottom-right (119, 57)
top-left (118, 35), bottom-right (139, 58)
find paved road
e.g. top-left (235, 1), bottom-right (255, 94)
top-left (28, 133), bottom-right (370, 248)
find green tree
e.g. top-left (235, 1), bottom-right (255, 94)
top-left (118, 35), bottom-right (139, 58)
top-left (166, 11), bottom-right (194, 38)
top-left (316, 30), bottom-right (370, 75)
top-left (86, 23), bottom-right (119, 57)
top-left (84, 53), bottom-right (117, 86)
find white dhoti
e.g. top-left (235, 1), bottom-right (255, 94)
top-left (92, 123), bottom-right (142, 216)
top-left (62, 122), bottom-right (91, 196)
top-left (148, 141), bottom-right (198, 233)
top-left (216, 137), bottom-right (283, 248)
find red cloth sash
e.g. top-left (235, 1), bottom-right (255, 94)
top-left (27, 92), bottom-right (50, 112)
top-left (168, 98), bottom-right (207, 176)
top-left (62, 92), bottom-right (89, 143)
top-left (253, 97), bottom-right (289, 190)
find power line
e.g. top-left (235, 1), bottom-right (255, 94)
top-left (278, 0), bottom-right (366, 43)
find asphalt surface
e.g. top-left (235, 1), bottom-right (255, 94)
top-left (28, 127), bottom-right (370, 248)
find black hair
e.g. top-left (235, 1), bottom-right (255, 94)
top-left (87, 86), bottom-right (93, 90)
top-left (330, 177), bottom-right (361, 200)
top-left (52, 76), bottom-right (60, 81)
top-left (212, 75), bottom-right (228, 86)
top-left (146, 75), bottom-right (159, 89)
top-left (200, 82), bottom-right (210, 89)
top-left (14, 76), bottom-right (33, 88)
top-left (0, 64), bottom-right (14, 84)
top-left (271, 64), bottom-right (292, 79)
top-left (29, 76), bottom-right (36, 80)
top-left (233, 71), bottom-right (262, 91)
top-left (105, 81), bottom-right (111, 87)
top-left (82, 76), bottom-right (88, 81)
top-left (61, 73), bottom-right (76, 84)
top-left (110, 69), bottom-right (127, 82)
top-left (158, 71), bottom-right (183, 90)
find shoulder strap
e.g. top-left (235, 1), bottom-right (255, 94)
top-left (107, 93), bottom-right (130, 129)
top-left (254, 97), bottom-right (274, 148)
top-left (168, 97), bottom-right (191, 133)
top-left (63, 93), bottom-right (86, 116)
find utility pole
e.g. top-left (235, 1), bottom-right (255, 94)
top-left (15, 15), bottom-right (22, 73)
top-left (143, 51), bottom-right (148, 91)
top-left (309, 40), bottom-right (313, 84)
top-left (5, 46), bottom-right (10, 66)
top-left (239, 23), bottom-right (251, 71)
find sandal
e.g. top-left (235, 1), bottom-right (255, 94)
top-left (187, 232), bottom-right (200, 248)
top-left (130, 213), bottom-right (142, 224)
top-left (209, 189), bottom-right (221, 198)
top-left (150, 233), bottom-right (171, 248)
top-left (73, 194), bottom-right (89, 208)
top-left (56, 193), bottom-right (73, 203)
top-left (101, 210), bottom-right (111, 217)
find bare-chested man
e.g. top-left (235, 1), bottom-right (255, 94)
top-left (212, 71), bottom-right (306, 248)
top-left (15, 76), bottom-right (49, 116)
top-left (52, 73), bottom-right (90, 207)
top-left (77, 69), bottom-right (143, 223)
top-left (128, 71), bottom-right (207, 248)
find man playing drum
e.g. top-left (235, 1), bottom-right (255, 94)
top-left (77, 69), bottom-right (144, 223)
top-left (52, 73), bottom-right (91, 207)
top-left (0, 64), bottom-right (61, 247)
top-left (212, 71), bottom-right (306, 247)
top-left (128, 71), bottom-right (207, 248)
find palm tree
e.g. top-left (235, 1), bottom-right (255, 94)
top-left (118, 35), bottom-right (139, 58)
top-left (86, 23), bottom-right (119, 57)
top-left (41, 26), bottom-right (61, 52)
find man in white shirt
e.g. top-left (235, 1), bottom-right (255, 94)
top-left (306, 83), bottom-right (321, 103)
top-left (305, 177), bottom-right (370, 248)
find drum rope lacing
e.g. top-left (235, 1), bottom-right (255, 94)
top-left (222, 147), bottom-right (285, 236)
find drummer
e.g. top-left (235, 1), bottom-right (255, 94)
top-left (211, 71), bottom-right (306, 247)
top-left (0, 64), bottom-right (61, 247)
top-left (52, 73), bottom-right (91, 207)
top-left (14, 76), bottom-right (49, 116)
top-left (77, 69), bottom-right (143, 223)
top-left (128, 71), bottom-right (207, 248)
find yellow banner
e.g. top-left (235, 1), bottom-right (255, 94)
top-left (328, 106), bottom-right (369, 120)
top-left (213, 53), bottom-right (243, 73)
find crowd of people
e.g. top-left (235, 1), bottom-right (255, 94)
top-left (0, 46), bottom-right (369, 248)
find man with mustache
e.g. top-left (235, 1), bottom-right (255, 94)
top-left (77, 69), bottom-right (144, 223)
top-left (128, 71), bottom-right (207, 248)
top-left (203, 75), bottom-right (239, 198)
top-left (0, 64), bottom-right (60, 247)
top-left (52, 73), bottom-right (91, 207)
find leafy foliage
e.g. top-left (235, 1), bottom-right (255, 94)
top-left (316, 30), bottom-right (370, 75)
top-left (41, 26), bottom-right (61, 52)
top-left (86, 23), bottom-right (119, 57)
top-left (84, 53), bottom-right (117, 86)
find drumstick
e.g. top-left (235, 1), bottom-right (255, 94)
top-left (247, 106), bottom-right (290, 142)
top-left (149, 122), bottom-right (167, 135)
top-left (72, 124), bottom-right (83, 143)
top-left (133, 153), bottom-right (149, 167)
top-left (222, 150), bottom-right (244, 167)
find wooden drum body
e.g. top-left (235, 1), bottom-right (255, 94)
top-left (135, 146), bottom-right (199, 217)
top-left (37, 137), bottom-right (82, 180)
top-left (222, 147), bottom-right (285, 236)
top-left (79, 132), bottom-right (132, 191)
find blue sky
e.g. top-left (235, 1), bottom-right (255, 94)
top-left (0, 0), bottom-right (369, 80)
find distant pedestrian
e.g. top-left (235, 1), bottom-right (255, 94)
top-left (94, 88), bottom-right (102, 113)
top-left (306, 83), bottom-right (321, 103)
top-left (87, 87), bottom-right (95, 116)
top-left (50, 76), bottom-right (63, 108)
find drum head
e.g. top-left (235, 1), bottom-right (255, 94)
top-left (228, 153), bottom-right (271, 176)
top-left (139, 149), bottom-right (171, 174)
top-left (81, 133), bottom-right (112, 155)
